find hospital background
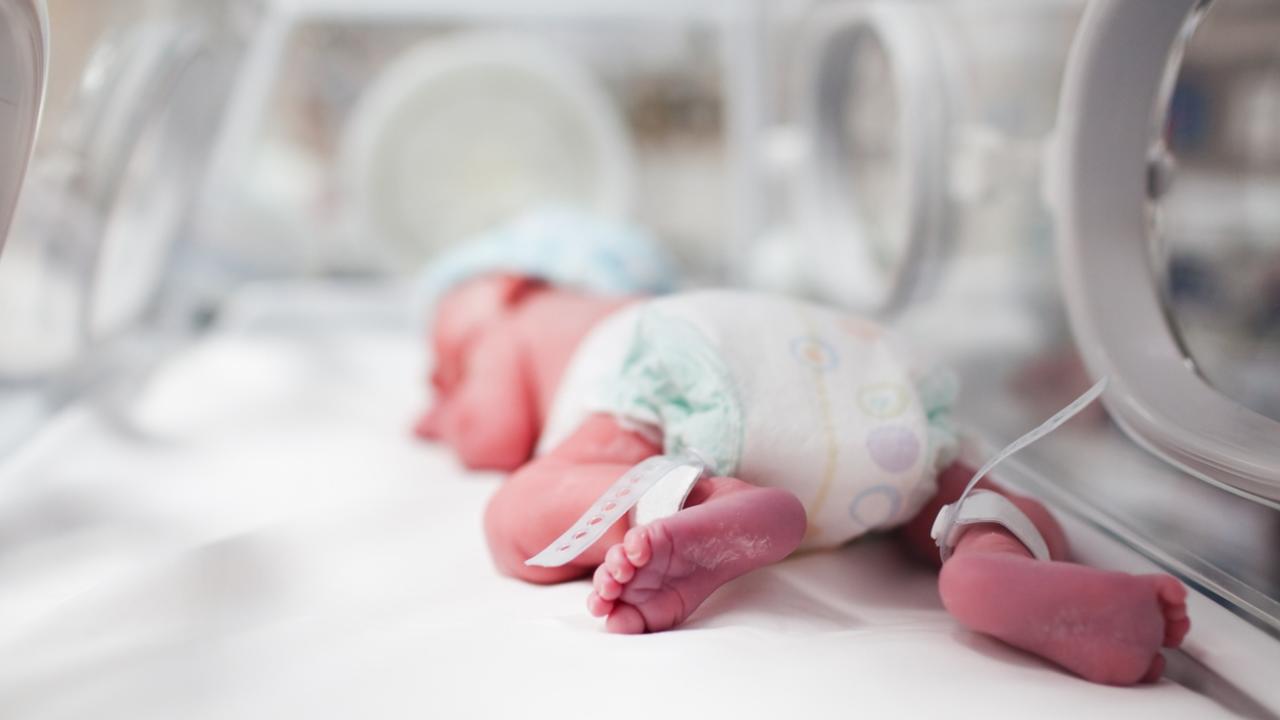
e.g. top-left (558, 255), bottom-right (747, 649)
top-left (0, 0), bottom-right (1279, 716)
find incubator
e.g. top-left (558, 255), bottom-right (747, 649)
top-left (1, 0), bottom-right (1280, 717)
top-left (770, 0), bottom-right (1082, 312)
top-left (0, 0), bottom-right (44, 247)
top-left (197, 0), bottom-right (764, 281)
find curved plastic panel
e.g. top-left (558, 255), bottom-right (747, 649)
top-left (80, 12), bottom-right (252, 340)
top-left (1052, 0), bottom-right (1280, 502)
top-left (793, 2), bottom-right (950, 314)
top-left (0, 0), bottom-right (257, 378)
top-left (0, 0), bottom-right (47, 250)
top-left (340, 32), bottom-right (635, 271)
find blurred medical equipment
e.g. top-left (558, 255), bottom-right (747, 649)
top-left (0, 0), bottom-right (44, 248)
top-left (2, 0), bottom-right (1280, 716)
top-left (0, 0), bottom-right (251, 384)
top-left (198, 0), bottom-right (764, 282)
top-left (1058, 0), bottom-right (1280, 496)
top-left (769, 0), bottom-right (1082, 312)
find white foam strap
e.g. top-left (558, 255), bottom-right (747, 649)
top-left (525, 453), bottom-right (706, 568)
top-left (930, 490), bottom-right (1050, 561)
top-left (931, 377), bottom-right (1108, 562)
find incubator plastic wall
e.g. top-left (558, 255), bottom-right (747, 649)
top-left (0, 0), bottom-right (46, 251)
top-left (1152, 1), bottom-right (1280, 423)
top-left (0, 0), bottom-right (253, 458)
top-left (194, 1), bottom-right (762, 294)
top-left (0, 0), bottom-right (253, 376)
top-left (769, 0), bottom-right (1083, 313)
top-left (759, 0), bottom-right (1280, 639)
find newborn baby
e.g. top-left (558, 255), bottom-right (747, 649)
top-left (416, 211), bottom-right (1189, 687)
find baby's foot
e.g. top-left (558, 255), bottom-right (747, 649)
top-left (586, 485), bottom-right (805, 633)
top-left (940, 553), bottom-right (1190, 685)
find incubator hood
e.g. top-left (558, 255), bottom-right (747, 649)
top-left (2, 3), bottom-right (1280, 716)
top-left (1054, 0), bottom-right (1280, 503)
top-left (776, 0), bottom-right (1082, 314)
top-left (770, 0), bottom-right (1280, 647)
top-left (0, 0), bottom-right (46, 251)
top-left (0, 0), bottom-right (255, 380)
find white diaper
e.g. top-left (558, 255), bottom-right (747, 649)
top-left (539, 289), bottom-right (959, 550)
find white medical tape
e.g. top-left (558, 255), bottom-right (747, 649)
top-left (525, 453), bottom-right (706, 568)
top-left (931, 376), bottom-right (1108, 562)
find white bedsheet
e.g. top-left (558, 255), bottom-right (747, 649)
top-left (0, 285), bottom-right (1254, 718)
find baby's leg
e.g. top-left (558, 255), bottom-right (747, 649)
top-left (588, 475), bottom-right (807, 634)
top-left (900, 465), bottom-right (1190, 686)
top-left (486, 413), bottom-right (806, 628)
top-left (484, 415), bottom-right (662, 584)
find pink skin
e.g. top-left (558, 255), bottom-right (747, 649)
top-left (585, 472), bottom-right (805, 635)
top-left (901, 464), bottom-right (1190, 685)
top-left (417, 275), bottom-right (634, 471)
top-left (425, 275), bottom-right (1190, 685)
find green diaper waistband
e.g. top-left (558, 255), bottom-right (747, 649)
top-left (605, 309), bottom-right (744, 477)
top-left (603, 307), bottom-right (960, 476)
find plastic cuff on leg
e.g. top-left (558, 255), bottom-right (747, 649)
top-left (931, 489), bottom-right (1051, 562)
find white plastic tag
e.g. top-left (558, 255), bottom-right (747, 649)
top-left (931, 490), bottom-right (1051, 562)
top-left (525, 453), bottom-right (706, 568)
top-left (630, 462), bottom-right (703, 527)
top-left (932, 376), bottom-right (1108, 560)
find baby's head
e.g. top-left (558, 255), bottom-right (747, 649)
top-left (430, 273), bottom-right (541, 394)
top-left (419, 208), bottom-right (677, 344)
top-left (419, 206), bottom-right (678, 400)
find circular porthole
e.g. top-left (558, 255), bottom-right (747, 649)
top-left (0, 0), bottom-right (46, 249)
top-left (82, 19), bottom-right (241, 340)
top-left (1053, 0), bottom-right (1280, 500)
top-left (792, 2), bottom-right (1082, 317)
top-left (341, 32), bottom-right (634, 272)
top-left (1149, 0), bottom-right (1280, 425)
top-left (794, 3), bottom-right (950, 314)
top-left (0, 3), bottom-right (249, 376)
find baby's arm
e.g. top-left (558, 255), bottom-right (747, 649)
top-left (435, 329), bottom-right (539, 471)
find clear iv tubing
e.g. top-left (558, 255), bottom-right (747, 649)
top-left (950, 376), bottom-right (1110, 520)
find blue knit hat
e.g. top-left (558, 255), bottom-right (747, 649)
top-left (417, 205), bottom-right (680, 309)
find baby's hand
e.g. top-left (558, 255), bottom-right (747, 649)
top-left (417, 329), bottom-right (538, 471)
top-left (415, 356), bottom-right (460, 441)
top-left (414, 401), bottom-right (448, 441)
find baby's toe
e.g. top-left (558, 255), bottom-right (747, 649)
top-left (587, 591), bottom-right (614, 618)
top-left (1152, 575), bottom-right (1187, 605)
top-left (605, 604), bottom-right (647, 634)
top-left (1165, 619), bottom-right (1191, 648)
top-left (1152, 575), bottom-right (1190, 648)
top-left (605, 544), bottom-right (635, 583)
top-left (623, 527), bottom-right (653, 567)
top-left (1140, 653), bottom-right (1166, 684)
top-left (594, 564), bottom-right (623, 601)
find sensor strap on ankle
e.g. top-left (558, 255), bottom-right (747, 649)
top-left (930, 377), bottom-right (1108, 563)
top-left (525, 453), bottom-right (706, 568)
top-left (931, 490), bottom-right (1050, 562)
